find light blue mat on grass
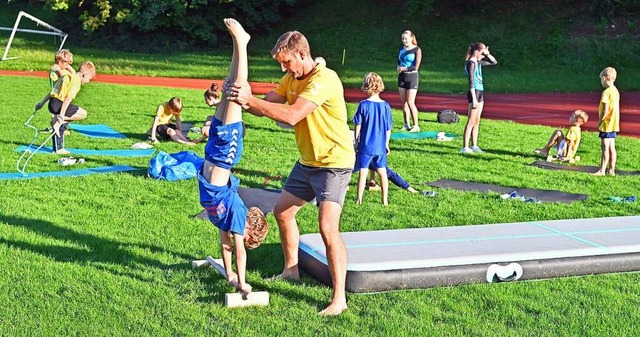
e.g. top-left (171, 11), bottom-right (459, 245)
top-left (16, 145), bottom-right (155, 157)
top-left (0, 165), bottom-right (137, 180)
top-left (68, 124), bottom-right (126, 139)
top-left (390, 131), bottom-right (458, 140)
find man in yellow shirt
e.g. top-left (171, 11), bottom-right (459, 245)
top-left (229, 31), bottom-right (355, 316)
top-left (593, 67), bottom-right (620, 176)
top-left (36, 61), bottom-right (96, 154)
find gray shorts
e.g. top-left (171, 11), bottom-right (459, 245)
top-left (284, 161), bottom-right (352, 206)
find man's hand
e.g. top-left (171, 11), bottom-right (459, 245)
top-left (226, 81), bottom-right (253, 110)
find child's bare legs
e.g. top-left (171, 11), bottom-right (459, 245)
top-left (608, 140), bottom-right (617, 175)
top-left (205, 18), bottom-right (250, 187)
top-left (356, 168), bottom-right (368, 204)
top-left (166, 128), bottom-right (196, 146)
top-left (51, 108), bottom-right (88, 136)
top-left (593, 138), bottom-right (612, 176)
top-left (535, 129), bottom-right (564, 156)
top-left (463, 102), bottom-right (483, 149)
top-left (376, 167), bottom-right (389, 206)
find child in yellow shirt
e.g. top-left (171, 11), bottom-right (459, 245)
top-left (534, 110), bottom-right (589, 162)
top-left (592, 67), bottom-right (620, 176)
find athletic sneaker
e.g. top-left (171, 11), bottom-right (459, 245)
top-left (54, 148), bottom-right (71, 155)
top-left (409, 126), bottom-right (420, 133)
top-left (461, 147), bottom-right (473, 154)
top-left (400, 125), bottom-right (410, 131)
top-left (471, 146), bottom-right (484, 153)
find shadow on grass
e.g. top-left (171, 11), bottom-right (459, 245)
top-left (0, 214), bottom-right (192, 282)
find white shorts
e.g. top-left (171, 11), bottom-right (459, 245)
top-left (555, 139), bottom-right (566, 156)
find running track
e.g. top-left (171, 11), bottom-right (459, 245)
top-left (3, 70), bottom-right (639, 138)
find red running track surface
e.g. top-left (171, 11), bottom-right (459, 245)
top-left (3, 70), bottom-right (639, 138)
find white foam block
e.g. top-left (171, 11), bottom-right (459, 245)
top-left (192, 259), bottom-right (210, 269)
top-left (225, 291), bottom-right (270, 308)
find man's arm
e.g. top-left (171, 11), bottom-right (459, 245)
top-left (231, 83), bottom-right (317, 126)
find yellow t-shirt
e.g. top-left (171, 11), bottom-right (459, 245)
top-left (598, 86), bottom-right (620, 132)
top-left (564, 125), bottom-right (581, 159)
top-left (49, 65), bottom-right (71, 90)
top-left (273, 64), bottom-right (355, 168)
top-left (156, 103), bottom-right (175, 125)
top-left (50, 73), bottom-right (81, 101)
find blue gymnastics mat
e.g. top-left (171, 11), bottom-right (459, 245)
top-left (68, 124), bottom-right (126, 139)
top-left (0, 165), bottom-right (137, 180)
top-left (16, 145), bottom-right (155, 157)
top-left (390, 131), bottom-right (458, 140)
top-left (299, 216), bottom-right (640, 293)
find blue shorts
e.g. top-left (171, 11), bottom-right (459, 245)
top-left (198, 171), bottom-right (247, 235)
top-left (354, 153), bottom-right (387, 170)
top-left (599, 131), bottom-right (617, 139)
top-left (204, 118), bottom-right (245, 170)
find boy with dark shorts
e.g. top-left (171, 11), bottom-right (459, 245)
top-left (592, 67), bottom-right (620, 176)
top-left (198, 19), bottom-right (268, 296)
top-left (35, 61), bottom-right (96, 154)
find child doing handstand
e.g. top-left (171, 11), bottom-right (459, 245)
top-left (148, 97), bottom-right (196, 145)
top-left (534, 109), bottom-right (589, 162)
top-left (353, 72), bottom-right (393, 205)
top-left (198, 18), bottom-right (268, 296)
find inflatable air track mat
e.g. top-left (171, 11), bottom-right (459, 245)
top-left (298, 216), bottom-right (640, 293)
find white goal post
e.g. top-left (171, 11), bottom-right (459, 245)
top-left (0, 11), bottom-right (68, 61)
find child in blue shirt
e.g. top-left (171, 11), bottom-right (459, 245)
top-left (198, 19), bottom-right (268, 296)
top-left (353, 72), bottom-right (393, 205)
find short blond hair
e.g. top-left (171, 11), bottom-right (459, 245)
top-left (572, 109), bottom-right (589, 123)
top-left (55, 49), bottom-right (73, 64)
top-left (271, 31), bottom-right (310, 58)
top-left (600, 67), bottom-right (617, 81)
top-left (167, 97), bottom-right (183, 115)
top-left (79, 61), bottom-right (96, 78)
top-left (244, 207), bottom-right (269, 250)
top-left (361, 72), bottom-right (385, 96)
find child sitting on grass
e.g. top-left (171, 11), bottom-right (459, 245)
top-left (534, 109), bottom-right (589, 162)
top-left (353, 72), bottom-right (393, 206)
top-left (149, 97), bottom-right (196, 145)
top-left (198, 18), bottom-right (269, 296)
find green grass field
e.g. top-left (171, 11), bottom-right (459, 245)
top-left (1, 1), bottom-right (640, 335)
top-left (1, 75), bottom-right (640, 336)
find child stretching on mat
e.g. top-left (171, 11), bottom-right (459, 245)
top-left (593, 67), bottom-right (620, 176)
top-left (366, 166), bottom-right (418, 193)
top-left (35, 61), bottom-right (96, 155)
top-left (148, 97), bottom-right (196, 146)
top-left (49, 49), bottom-right (75, 90)
top-left (198, 18), bottom-right (269, 296)
top-left (534, 110), bottom-right (589, 163)
top-left (353, 72), bottom-right (393, 205)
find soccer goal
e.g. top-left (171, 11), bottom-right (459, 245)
top-left (0, 11), bottom-right (68, 61)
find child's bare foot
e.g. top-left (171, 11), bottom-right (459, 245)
top-left (318, 300), bottom-right (348, 316)
top-left (407, 186), bottom-right (418, 193)
top-left (591, 170), bottom-right (606, 176)
top-left (607, 169), bottom-right (616, 176)
top-left (534, 148), bottom-right (548, 156)
top-left (224, 18), bottom-right (251, 46)
top-left (356, 199), bottom-right (362, 205)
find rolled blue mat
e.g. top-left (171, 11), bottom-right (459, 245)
top-left (68, 124), bottom-right (126, 139)
top-left (16, 145), bottom-right (155, 157)
top-left (0, 165), bottom-right (137, 180)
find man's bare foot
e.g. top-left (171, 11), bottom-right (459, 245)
top-left (267, 270), bottom-right (300, 282)
top-left (318, 301), bottom-right (348, 316)
top-left (224, 18), bottom-right (251, 46)
top-left (591, 171), bottom-right (605, 176)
